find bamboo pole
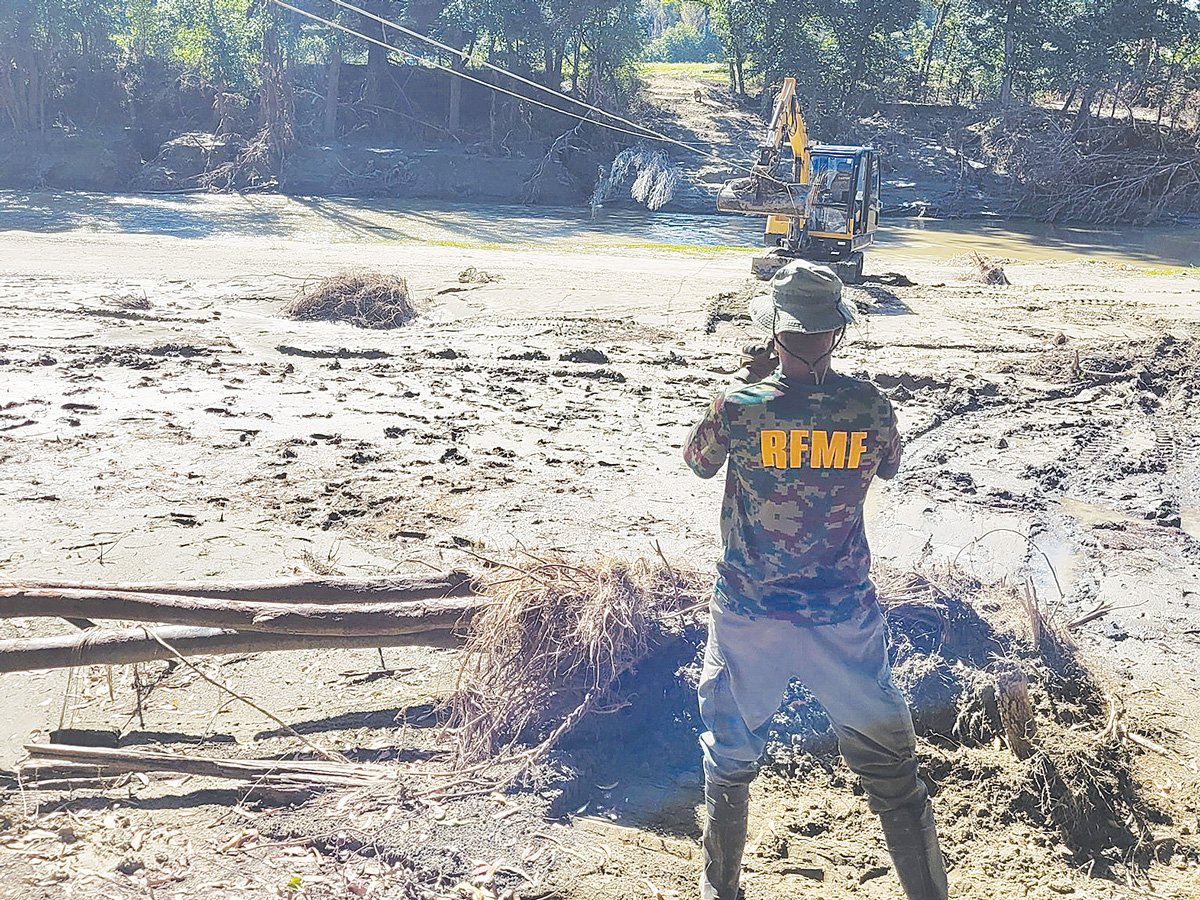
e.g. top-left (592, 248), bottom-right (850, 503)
top-left (3, 570), bottom-right (474, 602)
top-left (0, 589), bottom-right (483, 636)
top-left (0, 623), bottom-right (466, 673)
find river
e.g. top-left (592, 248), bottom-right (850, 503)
top-left (2, 190), bottom-right (1198, 268)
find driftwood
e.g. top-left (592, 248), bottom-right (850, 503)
top-left (981, 110), bottom-right (1200, 223)
top-left (0, 588), bottom-right (483, 636)
top-left (996, 668), bottom-right (1038, 760)
top-left (21, 743), bottom-right (393, 790)
top-left (0, 623), bottom-right (465, 673)
top-left (4, 570), bottom-right (473, 603)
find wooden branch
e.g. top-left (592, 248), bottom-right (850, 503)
top-left (0, 623), bottom-right (465, 673)
top-left (4, 570), bottom-right (474, 603)
top-left (0, 588), bottom-right (484, 636)
top-left (21, 744), bottom-right (393, 789)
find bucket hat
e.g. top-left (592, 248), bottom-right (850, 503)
top-left (748, 258), bottom-right (856, 335)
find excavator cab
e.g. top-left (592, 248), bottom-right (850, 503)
top-left (715, 77), bottom-right (881, 283)
top-left (760, 147), bottom-right (880, 282)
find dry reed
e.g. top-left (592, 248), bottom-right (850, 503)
top-left (448, 555), bottom-right (707, 772)
top-left (286, 269), bottom-right (416, 329)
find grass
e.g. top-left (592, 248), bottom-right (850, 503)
top-left (1136, 265), bottom-right (1197, 276)
top-left (636, 61), bottom-right (728, 79)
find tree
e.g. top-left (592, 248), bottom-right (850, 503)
top-left (0, 0), bottom-right (125, 131)
top-left (710, 0), bottom-right (761, 95)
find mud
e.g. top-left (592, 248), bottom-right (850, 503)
top-left (2, 223), bottom-right (1200, 899)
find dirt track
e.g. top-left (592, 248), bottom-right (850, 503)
top-left (2, 226), bottom-right (1200, 899)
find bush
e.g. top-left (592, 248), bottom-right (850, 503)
top-left (642, 23), bottom-right (723, 63)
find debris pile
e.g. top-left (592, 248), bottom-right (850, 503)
top-left (981, 109), bottom-right (1200, 223)
top-left (592, 144), bottom-right (682, 212)
top-left (285, 269), bottom-right (416, 329)
top-left (966, 251), bottom-right (1010, 285)
top-left (6, 558), bottom-right (1196, 895)
top-left (449, 555), bottom-right (708, 786)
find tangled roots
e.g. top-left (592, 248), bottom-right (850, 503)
top-left (286, 269), bottom-right (415, 329)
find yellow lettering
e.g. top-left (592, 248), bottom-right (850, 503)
top-left (761, 430), bottom-right (787, 468)
top-left (847, 431), bottom-right (868, 468)
top-left (789, 429), bottom-right (809, 468)
top-left (811, 430), bottom-right (848, 468)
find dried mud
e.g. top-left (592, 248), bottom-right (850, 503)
top-left (2, 236), bottom-right (1200, 900)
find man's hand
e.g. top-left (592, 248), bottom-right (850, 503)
top-left (740, 340), bottom-right (778, 382)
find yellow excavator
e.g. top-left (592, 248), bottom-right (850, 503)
top-left (717, 78), bottom-right (880, 284)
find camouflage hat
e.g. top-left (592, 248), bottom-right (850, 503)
top-left (749, 258), bottom-right (856, 335)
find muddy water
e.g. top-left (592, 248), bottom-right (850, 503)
top-left (2, 190), bottom-right (1199, 267)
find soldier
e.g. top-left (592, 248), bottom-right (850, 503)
top-left (684, 259), bottom-right (948, 900)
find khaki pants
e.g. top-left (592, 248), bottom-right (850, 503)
top-left (698, 595), bottom-right (927, 814)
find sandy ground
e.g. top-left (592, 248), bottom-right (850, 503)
top-left (2, 227), bottom-right (1200, 899)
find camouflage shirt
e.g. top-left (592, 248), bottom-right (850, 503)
top-left (684, 371), bottom-right (901, 625)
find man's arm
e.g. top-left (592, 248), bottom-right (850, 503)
top-left (876, 396), bottom-right (902, 480)
top-left (736, 340), bottom-right (778, 385)
top-left (684, 392), bottom-right (730, 479)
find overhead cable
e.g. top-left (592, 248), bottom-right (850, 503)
top-left (265, 0), bottom-right (803, 208)
top-left (323, 0), bottom-right (687, 147)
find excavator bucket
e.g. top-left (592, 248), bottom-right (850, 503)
top-left (716, 175), bottom-right (807, 217)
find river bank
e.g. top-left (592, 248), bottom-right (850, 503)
top-left (2, 208), bottom-right (1200, 898)
top-left (8, 67), bottom-right (1180, 223)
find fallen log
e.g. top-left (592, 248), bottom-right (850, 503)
top-left (3, 570), bottom-right (474, 603)
top-left (21, 743), bottom-right (393, 790)
top-left (716, 175), bottom-right (810, 216)
top-left (0, 588), bottom-right (483, 636)
top-left (0, 623), bottom-right (465, 673)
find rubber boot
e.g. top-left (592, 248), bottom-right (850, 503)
top-left (878, 799), bottom-right (949, 900)
top-left (700, 780), bottom-right (749, 900)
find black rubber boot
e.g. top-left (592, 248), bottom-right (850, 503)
top-left (700, 780), bottom-right (749, 900)
top-left (878, 799), bottom-right (949, 900)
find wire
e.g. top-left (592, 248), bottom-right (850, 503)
top-left (324, 0), bottom-right (665, 143)
top-left (270, 0), bottom-right (718, 162)
top-left (265, 0), bottom-right (806, 213)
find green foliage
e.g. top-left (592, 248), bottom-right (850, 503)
top-left (117, 0), bottom-right (264, 91)
top-left (909, 0), bottom-right (1200, 113)
top-left (643, 21), bottom-right (722, 63)
top-left (0, 0), bottom-right (125, 57)
top-left (2, 0), bottom-right (1199, 139)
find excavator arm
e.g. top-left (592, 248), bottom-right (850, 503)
top-left (758, 77), bottom-right (810, 184)
top-left (717, 77), bottom-right (813, 216)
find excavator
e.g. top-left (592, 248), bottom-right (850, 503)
top-left (716, 77), bottom-right (880, 284)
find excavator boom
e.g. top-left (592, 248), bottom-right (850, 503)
top-left (715, 77), bottom-right (881, 282)
top-left (716, 77), bottom-right (812, 217)
top-left (765, 77), bottom-right (809, 181)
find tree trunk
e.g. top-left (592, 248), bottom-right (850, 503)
top-left (1074, 83), bottom-right (1099, 130)
top-left (0, 587), bottom-right (484, 636)
top-left (570, 38), bottom-right (582, 94)
top-left (489, 90), bottom-right (497, 147)
top-left (449, 57), bottom-right (463, 133)
top-left (914, 0), bottom-right (952, 101)
top-left (935, 29), bottom-right (960, 102)
top-left (999, 0), bottom-right (1018, 106)
top-left (0, 623), bottom-right (463, 673)
top-left (1060, 85), bottom-right (1076, 114)
top-left (259, 5), bottom-right (295, 168)
top-left (365, 0), bottom-right (389, 109)
top-left (4, 571), bottom-right (474, 602)
top-left (325, 43), bottom-right (341, 140)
